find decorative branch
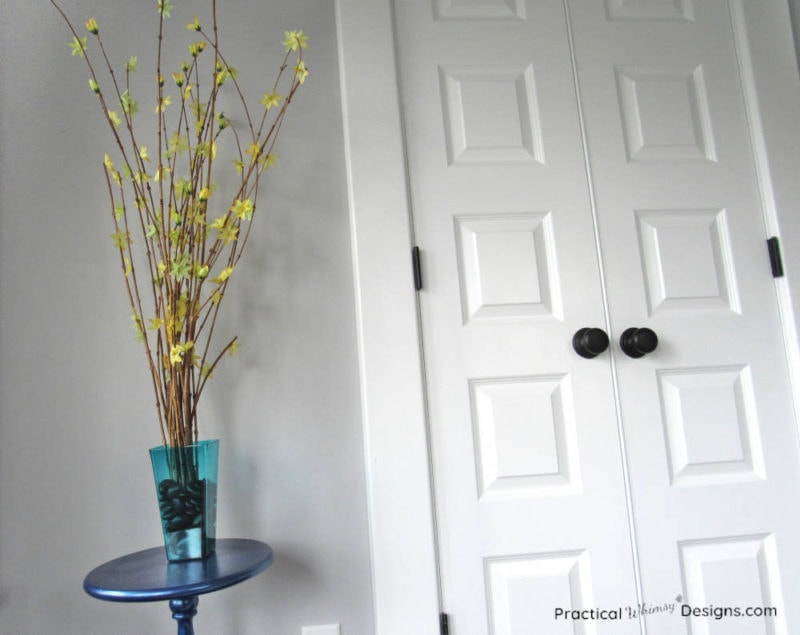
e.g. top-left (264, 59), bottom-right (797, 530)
top-left (50, 0), bottom-right (308, 447)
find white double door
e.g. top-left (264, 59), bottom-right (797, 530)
top-left (391, 0), bottom-right (800, 633)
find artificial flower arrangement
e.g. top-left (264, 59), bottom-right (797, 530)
top-left (50, 0), bottom-right (308, 450)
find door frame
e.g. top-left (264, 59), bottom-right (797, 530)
top-left (335, 2), bottom-right (440, 633)
top-left (334, 1), bottom-right (800, 633)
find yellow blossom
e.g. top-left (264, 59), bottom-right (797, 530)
top-left (69, 36), bottom-right (87, 57)
top-left (294, 60), bottom-right (309, 84)
top-left (259, 153), bottom-right (278, 170)
top-left (85, 17), bottom-right (99, 34)
top-left (189, 41), bottom-right (206, 57)
top-left (154, 166), bottom-right (171, 182)
top-left (283, 30), bottom-right (308, 52)
top-left (169, 341), bottom-right (194, 365)
top-left (260, 91), bottom-right (282, 110)
top-left (231, 198), bottom-right (254, 220)
top-left (120, 90), bottom-right (139, 116)
top-left (131, 314), bottom-right (144, 342)
top-left (158, 0), bottom-right (173, 19)
top-left (111, 230), bottom-right (130, 250)
top-left (213, 266), bottom-right (234, 284)
top-left (155, 95), bottom-right (172, 113)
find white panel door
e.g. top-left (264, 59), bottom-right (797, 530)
top-left (569, 2), bottom-right (800, 633)
top-left (391, 1), bottom-right (639, 633)
top-left (390, 0), bottom-right (800, 634)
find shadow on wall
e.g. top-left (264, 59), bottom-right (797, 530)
top-left (196, 540), bottom-right (325, 633)
top-left (790, 0), bottom-right (800, 74)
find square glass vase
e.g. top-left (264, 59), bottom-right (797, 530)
top-left (149, 440), bottom-right (219, 561)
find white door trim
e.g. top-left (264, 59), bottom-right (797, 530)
top-left (335, 1), bottom-right (800, 633)
top-left (335, 1), bottom-right (440, 634)
top-left (733, 0), bottom-right (800, 412)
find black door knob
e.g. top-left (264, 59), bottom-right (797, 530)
top-left (572, 328), bottom-right (610, 359)
top-left (620, 327), bottom-right (658, 358)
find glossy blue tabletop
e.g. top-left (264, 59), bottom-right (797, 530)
top-left (83, 539), bottom-right (273, 602)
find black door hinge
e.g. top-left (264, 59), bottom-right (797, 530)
top-left (412, 246), bottom-right (423, 291)
top-left (440, 612), bottom-right (450, 635)
top-left (768, 236), bottom-right (784, 278)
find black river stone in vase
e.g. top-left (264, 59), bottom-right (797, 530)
top-left (157, 478), bottom-right (206, 532)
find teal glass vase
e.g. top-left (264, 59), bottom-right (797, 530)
top-left (149, 440), bottom-right (219, 561)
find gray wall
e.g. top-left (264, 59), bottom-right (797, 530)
top-left (0, 1), bottom-right (374, 633)
top-left (792, 0), bottom-right (800, 70)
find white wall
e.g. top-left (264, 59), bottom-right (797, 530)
top-left (0, 1), bottom-right (374, 633)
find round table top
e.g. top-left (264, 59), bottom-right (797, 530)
top-left (83, 539), bottom-right (273, 602)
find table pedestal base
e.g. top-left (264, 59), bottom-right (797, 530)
top-left (170, 596), bottom-right (199, 635)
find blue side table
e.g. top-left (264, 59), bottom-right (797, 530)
top-left (84, 538), bottom-right (273, 635)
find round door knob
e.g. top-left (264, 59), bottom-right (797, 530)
top-left (572, 327), bottom-right (610, 359)
top-left (620, 327), bottom-right (658, 358)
